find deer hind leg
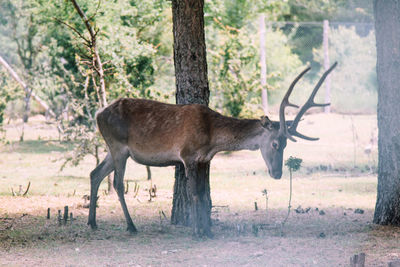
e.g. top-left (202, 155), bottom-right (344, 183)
top-left (88, 153), bottom-right (114, 229)
top-left (111, 148), bottom-right (137, 233)
top-left (187, 162), bottom-right (213, 238)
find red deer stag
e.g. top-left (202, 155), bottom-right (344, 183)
top-left (88, 62), bottom-right (337, 236)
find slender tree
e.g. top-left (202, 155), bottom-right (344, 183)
top-left (170, 0), bottom-right (211, 228)
top-left (373, 0), bottom-right (400, 225)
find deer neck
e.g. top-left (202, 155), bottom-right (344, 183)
top-left (212, 117), bottom-right (267, 153)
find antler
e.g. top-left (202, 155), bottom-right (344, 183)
top-left (288, 62), bottom-right (337, 140)
top-left (278, 67), bottom-right (311, 142)
top-left (279, 62), bottom-right (338, 142)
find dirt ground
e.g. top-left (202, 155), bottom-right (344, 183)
top-left (1, 113), bottom-right (399, 266)
top-left (0, 196), bottom-right (399, 267)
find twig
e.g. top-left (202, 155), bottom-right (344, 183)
top-left (133, 182), bottom-right (139, 198)
top-left (52, 18), bottom-right (90, 45)
top-left (22, 181), bottom-right (31, 196)
top-left (10, 187), bottom-right (16, 197)
top-left (88, 0), bottom-right (102, 22)
top-left (161, 210), bottom-right (168, 220)
top-left (69, 0), bottom-right (97, 40)
top-left (124, 180), bottom-right (129, 194)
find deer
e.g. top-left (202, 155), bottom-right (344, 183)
top-left (87, 62), bottom-right (337, 237)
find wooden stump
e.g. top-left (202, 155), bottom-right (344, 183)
top-left (350, 253), bottom-right (365, 267)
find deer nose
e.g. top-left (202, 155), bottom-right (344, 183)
top-left (269, 169), bottom-right (282, 179)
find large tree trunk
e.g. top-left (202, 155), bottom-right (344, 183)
top-left (373, 0), bottom-right (400, 225)
top-left (170, 0), bottom-right (211, 227)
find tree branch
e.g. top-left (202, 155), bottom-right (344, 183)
top-left (0, 55), bottom-right (56, 118)
top-left (53, 18), bottom-right (91, 46)
top-left (69, 0), bottom-right (107, 107)
top-left (69, 0), bottom-right (97, 41)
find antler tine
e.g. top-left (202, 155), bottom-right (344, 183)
top-left (279, 66), bottom-right (311, 142)
top-left (288, 62), bottom-right (338, 140)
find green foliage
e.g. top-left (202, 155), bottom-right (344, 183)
top-left (25, 0), bottom-right (170, 169)
top-left (207, 24), bottom-right (260, 117)
top-left (207, 16), bottom-right (303, 117)
top-left (285, 156), bottom-right (302, 172)
top-left (278, 0), bottom-right (373, 68)
top-left (313, 26), bottom-right (377, 113)
top-left (0, 72), bottom-right (22, 142)
top-left (262, 28), bottom-right (303, 105)
top-left (205, 0), bottom-right (299, 117)
top-left (0, 0), bottom-right (378, 152)
top-left (204, 0), bottom-right (310, 118)
top-left (0, 72), bottom-right (22, 124)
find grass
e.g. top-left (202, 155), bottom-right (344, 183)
top-left (1, 113), bottom-right (399, 266)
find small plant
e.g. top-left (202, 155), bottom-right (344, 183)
top-left (281, 156), bottom-right (302, 226)
top-left (261, 189), bottom-right (268, 215)
top-left (285, 156), bottom-right (302, 173)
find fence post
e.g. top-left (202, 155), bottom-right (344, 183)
top-left (323, 19), bottom-right (331, 113)
top-left (259, 14), bottom-right (268, 114)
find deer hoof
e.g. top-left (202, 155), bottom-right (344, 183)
top-left (204, 229), bottom-right (214, 239)
top-left (88, 221), bottom-right (98, 230)
top-left (127, 225), bottom-right (138, 234)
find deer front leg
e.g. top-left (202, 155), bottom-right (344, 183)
top-left (197, 162), bottom-right (212, 237)
top-left (187, 162), bottom-right (213, 238)
top-left (88, 153), bottom-right (114, 229)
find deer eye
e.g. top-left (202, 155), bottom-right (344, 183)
top-left (271, 140), bottom-right (279, 150)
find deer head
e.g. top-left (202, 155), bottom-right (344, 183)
top-left (260, 62), bottom-right (337, 179)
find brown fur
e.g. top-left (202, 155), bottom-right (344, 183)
top-left (96, 98), bottom-right (265, 166)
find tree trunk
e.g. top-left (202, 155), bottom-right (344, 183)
top-left (171, 0), bottom-right (211, 227)
top-left (23, 88), bottom-right (33, 123)
top-left (373, 0), bottom-right (400, 225)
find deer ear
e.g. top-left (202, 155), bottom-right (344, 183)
top-left (260, 116), bottom-right (273, 130)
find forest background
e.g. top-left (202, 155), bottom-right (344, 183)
top-left (0, 0), bottom-right (375, 166)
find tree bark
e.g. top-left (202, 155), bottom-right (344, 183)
top-left (373, 0), bottom-right (400, 225)
top-left (171, 0), bottom-right (211, 227)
